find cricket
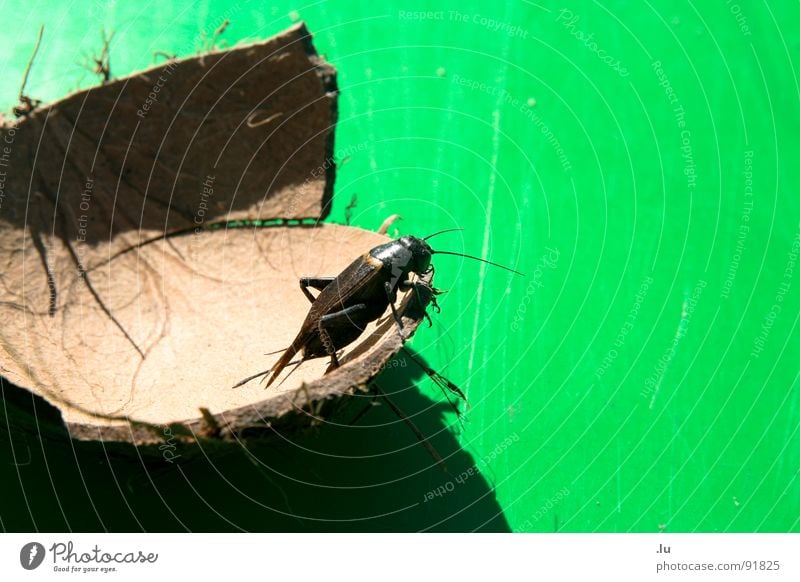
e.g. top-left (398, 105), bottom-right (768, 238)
top-left (233, 227), bottom-right (523, 390)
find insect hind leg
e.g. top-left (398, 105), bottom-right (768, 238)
top-left (299, 277), bottom-right (336, 303)
top-left (317, 303), bottom-right (368, 369)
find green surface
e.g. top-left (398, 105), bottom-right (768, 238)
top-left (1, 1), bottom-right (798, 532)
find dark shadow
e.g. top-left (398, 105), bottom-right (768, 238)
top-left (0, 23), bottom-right (336, 247)
top-left (0, 350), bottom-right (510, 532)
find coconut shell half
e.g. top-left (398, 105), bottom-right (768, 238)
top-left (0, 24), bottom-right (431, 445)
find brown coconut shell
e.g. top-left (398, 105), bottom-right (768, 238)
top-left (0, 23), bottom-right (430, 446)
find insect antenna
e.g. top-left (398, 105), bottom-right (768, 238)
top-left (432, 250), bottom-right (524, 276)
top-left (423, 227), bottom-right (464, 241)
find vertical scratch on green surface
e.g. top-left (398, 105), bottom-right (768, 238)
top-left (465, 2), bottom-right (512, 403)
top-left (466, 108), bottom-right (500, 396)
top-left (650, 289), bottom-right (691, 409)
top-left (616, 439), bottom-right (622, 522)
top-left (668, 459), bottom-right (674, 530)
top-left (364, 66), bottom-right (378, 174)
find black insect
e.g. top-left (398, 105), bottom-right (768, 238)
top-left (234, 228), bottom-right (521, 389)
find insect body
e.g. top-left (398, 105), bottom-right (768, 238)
top-left (259, 235), bottom-right (433, 387)
top-left (235, 230), bottom-right (521, 389)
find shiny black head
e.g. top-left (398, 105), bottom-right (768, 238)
top-left (371, 230), bottom-right (523, 279)
top-left (398, 235), bottom-right (433, 274)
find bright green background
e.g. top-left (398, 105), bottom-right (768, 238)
top-left (1, 1), bottom-right (798, 532)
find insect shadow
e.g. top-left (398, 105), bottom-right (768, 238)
top-left (0, 367), bottom-right (510, 532)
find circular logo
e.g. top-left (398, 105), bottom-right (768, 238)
top-left (19, 542), bottom-right (45, 570)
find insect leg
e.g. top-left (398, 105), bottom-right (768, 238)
top-left (410, 282), bottom-right (438, 327)
top-left (386, 276), bottom-right (436, 339)
top-left (317, 303), bottom-right (368, 368)
top-left (401, 347), bottom-right (468, 425)
top-left (299, 277), bottom-right (336, 303)
top-left (348, 391), bottom-right (380, 425)
top-left (373, 383), bottom-right (446, 470)
top-left (384, 281), bottom-right (406, 339)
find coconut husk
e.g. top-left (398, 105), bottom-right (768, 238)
top-left (0, 23), bottom-right (430, 445)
